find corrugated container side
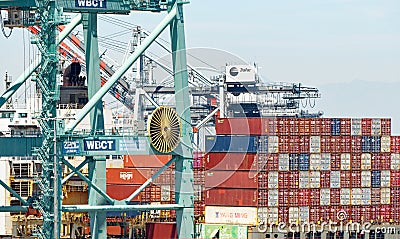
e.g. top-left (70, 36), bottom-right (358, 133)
top-left (299, 171), bottom-right (309, 189)
top-left (123, 155), bottom-right (172, 168)
top-left (391, 171), bottom-right (400, 187)
top-left (268, 189), bottom-right (279, 207)
top-left (299, 206), bottom-right (309, 223)
top-left (351, 119), bottom-right (362, 136)
top-left (381, 118), bottom-right (391, 135)
top-left (299, 189), bottom-right (310, 206)
top-left (381, 188), bottom-right (391, 204)
top-left (331, 118), bottom-right (341, 136)
top-left (351, 154), bottom-right (361, 170)
top-left (320, 188), bottom-right (330, 206)
top-left (330, 171), bottom-right (340, 188)
top-left (310, 189), bottom-right (320, 206)
top-left (391, 136), bottom-right (400, 153)
top-left (310, 119), bottom-right (321, 135)
top-left (362, 118), bottom-right (372, 135)
top-left (106, 168), bottom-right (150, 185)
top-left (205, 188), bottom-right (258, 206)
top-left (371, 188), bottom-right (381, 205)
top-left (352, 136), bottom-right (362, 153)
top-left (204, 153), bottom-right (257, 171)
top-left (309, 171), bottom-right (320, 188)
top-left (278, 153), bottom-right (289, 171)
top-left (361, 188), bottom-right (371, 205)
top-left (371, 119), bottom-right (381, 136)
top-left (215, 117), bottom-right (262, 135)
top-left (351, 171), bottom-right (361, 188)
top-left (340, 118), bottom-right (351, 136)
top-left (289, 153), bottom-right (299, 171)
top-left (288, 207), bottom-right (299, 224)
top-left (330, 188), bottom-right (340, 205)
top-left (340, 153), bottom-right (351, 170)
top-left (205, 170), bottom-right (258, 189)
top-left (381, 136), bottom-right (391, 153)
top-left (321, 153), bottom-right (331, 170)
top-left (361, 171), bottom-right (371, 187)
top-left (106, 184), bottom-right (141, 201)
top-left (371, 170), bottom-right (381, 188)
top-left (340, 171), bottom-right (351, 188)
top-left (361, 153), bottom-right (372, 170)
top-left (263, 118), bottom-right (278, 135)
top-left (264, 153), bottom-right (279, 171)
top-left (145, 222), bottom-right (177, 239)
top-left (268, 171), bottom-right (279, 189)
top-left (340, 188), bottom-right (351, 205)
top-left (330, 153), bottom-right (341, 170)
top-left (321, 118), bottom-right (331, 135)
top-left (320, 171), bottom-right (330, 188)
top-left (310, 154), bottom-right (321, 170)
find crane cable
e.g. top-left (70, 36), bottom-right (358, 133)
top-left (0, 10), bottom-right (12, 38)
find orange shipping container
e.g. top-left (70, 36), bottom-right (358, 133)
top-left (124, 155), bottom-right (172, 168)
top-left (106, 168), bottom-right (151, 185)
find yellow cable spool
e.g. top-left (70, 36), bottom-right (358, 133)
top-left (148, 106), bottom-right (181, 153)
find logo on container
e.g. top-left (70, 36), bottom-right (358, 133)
top-left (336, 210), bottom-right (347, 221)
top-left (120, 172), bottom-right (133, 181)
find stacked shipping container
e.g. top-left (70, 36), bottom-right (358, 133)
top-left (213, 117), bottom-right (399, 225)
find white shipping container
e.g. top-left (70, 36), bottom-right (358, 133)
top-left (299, 171), bottom-right (310, 189)
top-left (321, 153), bottom-right (331, 170)
top-left (340, 188), bottom-right (351, 205)
top-left (340, 153), bottom-right (351, 170)
top-left (330, 171), bottom-right (340, 188)
top-left (205, 206), bottom-right (258, 225)
top-left (381, 170), bottom-right (391, 187)
top-left (310, 154), bottom-right (321, 170)
top-left (268, 207), bottom-right (279, 224)
top-left (361, 171), bottom-right (372, 187)
top-left (351, 119), bottom-right (362, 136)
top-left (361, 153), bottom-right (372, 170)
top-left (106, 159), bottom-right (124, 168)
top-left (381, 188), bottom-right (391, 204)
top-left (299, 206), bottom-right (309, 223)
top-left (371, 119), bottom-right (381, 136)
top-left (289, 207), bottom-right (299, 224)
top-left (391, 153), bottom-right (400, 170)
top-left (310, 136), bottom-right (321, 153)
top-left (268, 190), bottom-right (278, 207)
top-left (381, 136), bottom-right (391, 153)
top-left (268, 171), bottom-right (279, 189)
top-left (279, 154), bottom-right (289, 171)
top-left (320, 188), bottom-right (331, 206)
top-left (268, 136), bottom-right (279, 153)
top-left (161, 185), bottom-right (171, 202)
top-left (309, 171), bottom-right (320, 188)
top-left (361, 188), bottom-right (371, 205)
top-left (258, 207), bottom-right (278, 224)
top-left (351, 188), bottom-right (362, 206)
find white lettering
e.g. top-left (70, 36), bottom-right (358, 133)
top-left (86, 0), bottom-right (92, 7)
top-left (86, 141), bottom-right (95, 149)
top-left (76, 0), bottom-right (106, 8)
top-left (99, 0), bottom-right (104, 7)
top-left (77, 0), bottom-right (86, 7)
top-left (120, 172), bottom-right (133, 180)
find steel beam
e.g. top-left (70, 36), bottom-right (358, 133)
top-left (0, 206), bottom-right (28, 212)
top-left (0, 14), bottom-right (82, 108)
top-left (0, 180), bottom-right (28, 205)
top-left (62, 204), bottom-right (183, 213)
top-left (169, 2), bottom-right (195, 238)
top-left (65, 6), bottom-right (178, 132)
top-left (61, 157), bottom-right (89, 184)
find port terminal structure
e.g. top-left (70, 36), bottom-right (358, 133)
top-left (0, 1), bottom-right (194, 239)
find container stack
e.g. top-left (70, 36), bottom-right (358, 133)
top-left (213, 117), bottom-right (398, 226)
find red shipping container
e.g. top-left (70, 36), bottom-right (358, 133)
top-left (205, 153), bottom-right (257, 171)
top-left (278, 207), bottom-right (289, 223)
top-left (310, 118), bottom-right (321, 135)
top-left (299, 189), bottom-right (310, 206)
top-left (106, 168), bottom-right (150, 185)
top-left (321, 118), bottom-right (332, 135)
top-left (330, 136), bottom-right (341, 153)
top-left (371, 188), bottom-right (381, 205)
top-left (205, 188), bottom-right (257, 206)
top-left (370, 206), bottom-right (380, 222)
top-left (381, 118), bottom-right (391, 135)
top-left (392, 205), bottom-right (400, 222)
top-left (330, 154), bottom-right (341, 170)
top-left (205, 170), bottom-right (258, 189)
top-left (258, 172), bottom-right (268, 189)
top-left (391, 171), bottom-right (400, 187)
top-left (310, 189), bottom-right (320, 206)
top-left (320, 171), bottom-right (331, 188)
top-left (352, 206), bottom-right (362, 222)
top-left (279, 136), bottom-right (290, 153)
top-left (351, 154), bottom-right (361, 170)
top-left (289, 119), bottom-right (299, 136)
top-left (258, 189), bottom-right (268, 206)
top-left (106, 184), bottom-right (141, 201)
top-left (215, 117), bottom-right (262, 135)
top-left (338, 206), bottom-right (351, 223)
top-left (124, 155), bottom-right (172, 168)
top-left (391, 136), bottom-right (400, 153)
top-left (279, 189), bottom-right (289, 206)
top-left (264, 153), bottom-right (279, 171)
top-left (340, 171), bottom-right (351, 188)
top-left (380, 153), bottom-right (391, 170)
top-left (362, 118), bottom-right (372, 135)
top-left (340, 118), bottom-right (351, 136)
top-left (262, 118), bottom-right (278, 135)
top-left (351, 136), bottom-right (362, 153)
top-left (371, 154), bottom-right (381, 170)
top-left (361, 206), bottom-right (371, 222)
top-left (279, 172), bottom-right (299, 189)
top-left (299, 119), bottom-right (311, 136)
top-left (107, 226), bottom-right (124, 236)
top-left (380, 205), bottom-right (392, 223)
top-left (299, 136), bottom-right (310, 153)
top-left (289, 136), bottom-right (300, 153)
top-left (278, 118), bottom-right (290, 135)
top-left (145, 222), bottom-right (177, 239)
top-left (351, 171), bottom-right (361, 188)
top-left (288, 172), bottom-right (299, 189)
top-left (309, 207), bottom-right (320, 223)
top-left (321, 136), bottom-right (331, 152)
top-left (288, 190), bottom-right (299, 206)
top-left (391, 188), bottom-right (400, 205)
top-left (340, 136), bottom-right (352, 152)
top-left (330, 189), bottom-right (341, 206)
top-left (320, 206), bottom-right (330, 222)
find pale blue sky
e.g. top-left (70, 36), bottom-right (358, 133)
top-left (0, 0), bottom-right (399, 132)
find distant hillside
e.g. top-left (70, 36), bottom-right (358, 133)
top-left (316, 80), bottom-right (400, 135)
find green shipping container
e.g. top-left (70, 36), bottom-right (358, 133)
top-left (198, 224), bottom-right (247, 239)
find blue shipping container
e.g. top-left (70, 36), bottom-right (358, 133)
top-left (299, 154), bottom-right (310, 171)
top-left (205, 135), bottom-right (258, 153)
top-left (258, 136), bottom-right (268, 153)
top-left (331, 118), bottom-right (341, 136)
top-left (289, 154), bottom-right (299, 171)
top-left (371, 170), bottom-right (381, 188)
top-left (371, 136), bottom-right (381, 153)
top-left (362, 136), bottom-right (371, 152)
